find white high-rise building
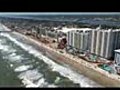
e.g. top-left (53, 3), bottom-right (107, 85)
top-left (90, 29), bottom-right (120, 59)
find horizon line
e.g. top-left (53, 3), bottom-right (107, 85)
top-left (0, 12), bottom-right (120, 15)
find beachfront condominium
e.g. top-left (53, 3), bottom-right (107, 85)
top-left (66, 29), bottom-right (92, 52)
top-left (90, 29), bottom-right (120, 59)
top-left (66, 28), bottom-right (120, 60)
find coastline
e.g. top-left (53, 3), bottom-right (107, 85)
top-left (12, 31), bottom-right (120, 87)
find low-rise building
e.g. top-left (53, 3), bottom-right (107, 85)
top-left (114, 49), bottom-right (120, 66)
top-left (114, 49), bottom-right (120, 74)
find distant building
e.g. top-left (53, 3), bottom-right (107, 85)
top-left (66, 28), bottom-right (92, 53)
top-left (46, 29), bottom-right (57, 38)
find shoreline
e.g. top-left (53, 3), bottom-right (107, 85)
top-left (12, 31), bottom-right (120, 87)
top-left (2, 24), bottom-right (120, 87)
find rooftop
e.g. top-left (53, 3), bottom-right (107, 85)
top-left (115, 49), bottom-right (120, 53)
top-left (57, 27), bottom-right (92, 33)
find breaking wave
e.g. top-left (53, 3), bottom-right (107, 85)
top-left (0, 33), bottom-right (101, 87)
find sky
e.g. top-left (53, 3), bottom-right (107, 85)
top-left (0, 12), bottom-right (119, 16)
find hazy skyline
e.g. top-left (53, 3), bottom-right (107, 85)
top-left (0, 12), bottom-right (119, 15)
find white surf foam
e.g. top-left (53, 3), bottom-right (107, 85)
top-left (0, 34), bottom-right (56, 87)
top-left (15, 65), bottom-right (33, 72)
top-left (8, 55), bottom-right (23, 62)
top-left (10, 64), bottom-right (13, 67)
top-left (21, 77), bottom-right (39, 88)
top-left (0, 39), bottom-right (2, 42)
top-left (18, 69), bottom-right (42, 81)
top-left (0, 39), bottom-right (16, 54)
top-left (40, 55), bottom-right (101, 87)
top-left (48, 84), bottom-right (57, 88)
top-left (9, 52), bottom-right (17, 57)
top-left (36, 78), bottom-right (47, 87)
top-left (0, 44), bottom-right (9, 51)
top-left (18, 69), bottom-right (50, 87)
